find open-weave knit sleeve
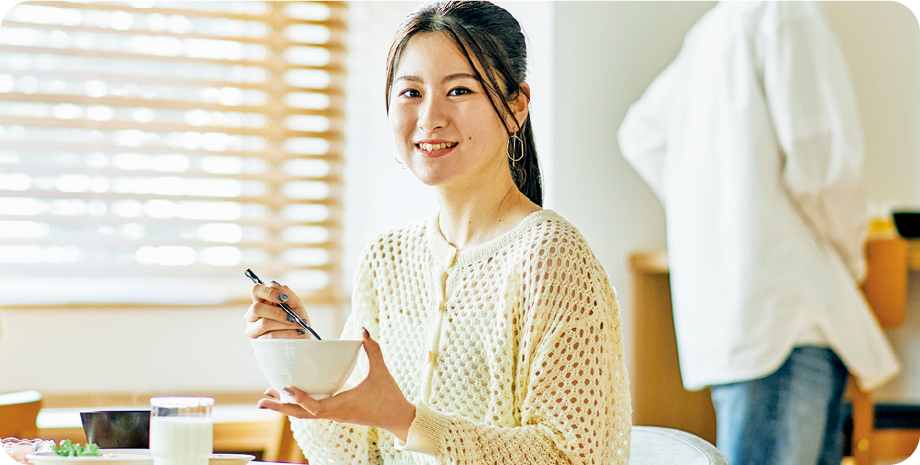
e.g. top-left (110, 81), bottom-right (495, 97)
top-left (399, 223), bottom-right (631, 464)
top-left (289, 248), bottom-right (384, 464)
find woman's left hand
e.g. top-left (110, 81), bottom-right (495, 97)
top-left (258, 329), bottom-right (417, 443)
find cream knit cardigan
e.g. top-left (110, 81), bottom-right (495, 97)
top-left (291, 210), bottom-right (631, 464)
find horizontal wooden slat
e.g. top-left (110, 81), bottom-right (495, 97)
top-left (0, 115), bottom-right (345, 139)
top-left (0, 92), bottom-right (343, 118)
top-left (23, 1), bottom-right (348, 28)
top-left (0, 263), bottom-right (339, 276)
top-left (1, 92), bottom-right (273, 113)
top-left (0, 214), bottom-right (341, 229)
top-left (2, 288), bottom-right (346, 310)
top-left (0, 236), bottom-right (340, 251)
top-left (1, 21), bottom-right (267, 45)
top-left (0, 69), bottom-right (347, 95)
top-left (1, 114), bottom-right (269, 135)
top-left (0, 92), bottom-right (344, 118)
top-left (1, 20), bottom-right (348, 52)
top-left (5, 164), bottom-right (341, 184)
top-left (0, 190), bottom-right (339, 205)
top-left (0, 45), bottom-right (347, 72)
top-left (0, 140), bottom-right (344, 162)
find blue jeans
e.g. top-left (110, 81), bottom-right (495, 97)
top-left (710, 346), bottom-right (849, 465)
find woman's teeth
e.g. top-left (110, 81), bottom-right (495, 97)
top-left (419, 142), bottom-right (457, 151)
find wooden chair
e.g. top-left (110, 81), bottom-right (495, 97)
top-left (265, 416), bottom-right (308, 463)
top-left (849, 235), bottom-right (920, 465)
top-left (0, 390), bottom-right (42, 438)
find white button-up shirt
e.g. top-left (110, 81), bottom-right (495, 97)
top-left (618, 1), bottom-right (899, 391)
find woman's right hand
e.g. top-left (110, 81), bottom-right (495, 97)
top-left (243, 281), bottom-right (311, 339)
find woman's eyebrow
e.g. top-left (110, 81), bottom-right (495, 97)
top-left (394, 73), bottom-right (479, 85)
top-left (441, 72), bottom-right (478, 84)
top-left (395, 75), bottom-right (423, 84)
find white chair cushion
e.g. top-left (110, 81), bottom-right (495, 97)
top-left (629, 426), bottom-right (730, 465)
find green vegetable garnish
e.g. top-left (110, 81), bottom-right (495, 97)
top-left (52, 440), bottom-right (102, 457)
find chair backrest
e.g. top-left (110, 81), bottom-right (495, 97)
top-left (0, 390), bottom-right (43, 438)
top-left (629, 426), bottom-right (729, 465)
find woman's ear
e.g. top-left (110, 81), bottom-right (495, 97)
top-left (510, 82), bottom-right (531, 132)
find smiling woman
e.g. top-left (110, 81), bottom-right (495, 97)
top-left (0, 1), bottom-right (348, 307)
top-left (243, 2), bottom-right (631, 464)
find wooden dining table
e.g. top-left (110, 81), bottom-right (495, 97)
top-left (37, 405), bottom-right (287, 460)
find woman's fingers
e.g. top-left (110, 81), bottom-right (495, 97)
top-left (250, 282), bottom-right (311, 324)
top-left (251, 282), bottom-right (288, 305)
top-left (360, 328), bottom-right (400, 387)
top-left (361, 328), bottom-right (387, 374)
top-left (285, 386), bottom-right (326, 416)
top-left (257, 397), bottom-right (318, 419)
top-left (243, 298), bottom-right (306, 338)
top-left (246, 301), bottom-right (299, 325)
top-left (257, 328), bottom-right (307, 339)
top-left (259, 386), bottom-right (324, 420)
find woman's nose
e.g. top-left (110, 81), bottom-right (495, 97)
top-left (417, 97), bottom-right (447, 132)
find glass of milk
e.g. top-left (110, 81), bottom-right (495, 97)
top-left (149, 396), bottom-right (214, 465)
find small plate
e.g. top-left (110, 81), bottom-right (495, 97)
top-left (27, 451), bottom-right (254, 465)
top-left (109, 451), bottom-right (255, 465)
top-left (207, 454), bottom-right (255, 465)
top-left (26, 452), bottom-right (152, 465)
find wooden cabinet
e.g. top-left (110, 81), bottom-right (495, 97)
top-left (627, 236), bottom-right (919, 450)
top-left (628, 251), bottom-right (717, 444)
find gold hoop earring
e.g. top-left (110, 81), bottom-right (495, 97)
top-left (507, 133), bottom-right (524, 166)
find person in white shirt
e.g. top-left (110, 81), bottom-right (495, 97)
top-left (243, 2), bottom-right (632, 464)
top-left (618, 2), bottom-right (899, 464)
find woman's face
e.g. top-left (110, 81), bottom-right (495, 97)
top-left (388, 32), bottom-right (516, 191)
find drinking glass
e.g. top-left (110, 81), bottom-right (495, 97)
top-left (149, 396), bottom-right (214, 465)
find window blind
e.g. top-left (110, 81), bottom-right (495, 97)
top-left (0, 1), bottom-right (347, 307)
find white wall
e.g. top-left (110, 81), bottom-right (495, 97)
top-left (551, 1), bottom-right (920, 400)
top-left (820, 1), bottom-right (920, 400)
top-left (823, 1), bottom-right (920, 212)
top-left (1, 1), bottom-right (917, 402)
top-left (0, 307), bottom-right (264, 393)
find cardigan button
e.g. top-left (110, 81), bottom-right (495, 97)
top-left (427, 350), bottom-right (438, 364)
top-left (444, 247), bottom-right (457, 268)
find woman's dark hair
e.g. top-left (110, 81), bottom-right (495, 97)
top-left (384, 1), bottom-right (543, 207)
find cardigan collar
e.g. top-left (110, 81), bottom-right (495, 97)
top-left (425, 209), bottom-right (560, 270)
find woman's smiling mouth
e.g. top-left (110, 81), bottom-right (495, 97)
top-left (416, 141), bottom-right (458, 158)
top-left (417, 142), bottom-right (458, 151)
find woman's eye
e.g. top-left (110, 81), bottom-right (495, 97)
top-left (399, 89), bottom-right (421, 98)
top-left (448, 87), bottom-right (471, 97)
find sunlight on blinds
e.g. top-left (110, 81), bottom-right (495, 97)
top-left (0, 1), bottom-right (346, 306)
